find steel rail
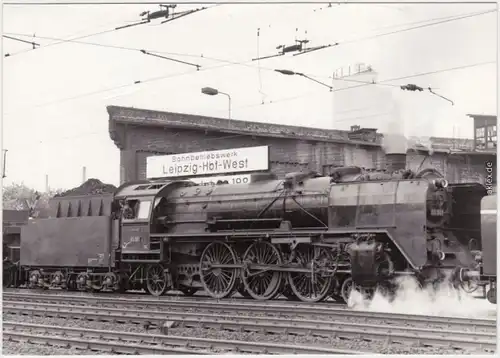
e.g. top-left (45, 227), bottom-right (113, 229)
top-left (2, 330), bottom-right (206, 355)
top-left (2, 321), bottom-right (365, 354)
top-left (4, 287), bottom-right (347, 305)
top-left (3, 301), bottom-right (496, 351)
top-left (3, 292), bottom-right (496, 332)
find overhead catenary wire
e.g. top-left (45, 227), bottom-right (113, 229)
top-left (340, 8), bottom-right (497, 46)
top-left (4, 8), bottom-right (496, 114)
top-left (4, 7), bottom-right (493, 65)
top-left (234, 60), bottom-right (495, 111)
top-left (140, 49), bottom-right (201, 69)
top-left (0, 56), bottom-right (405, 116)
top-left (4, 28), bottom-right (118, 57)
top-left (2, 15), bottom-right (146, 58)
top-left (2, 35), bottom-right (40, 49)
top-left (3, 6), bottom-right (494, 101)
top-left (3, 8), bottom-right (494, 116)
top-left (5, 54), bottom-right (495, 117)
top-left (3, 6), bottom-right (493, 104)
top-left (3, 5), bottom-right (492, 98)
top-left (349, 8), bottom-right (496, 33)
top-left (7, 59), bottom-right (494, 153)
top-left (4, 4), bottom-right (222, 58)
top-left (0, 44), bottom-right (384, 116)
top-left (2, 30), bottom-right (338, 81)
top-left (11, 55), bottom-right (489, 150)
top-left (252, 8), bottom-right (496, 61)
top-left (4, 58), bottom-right (493, 127)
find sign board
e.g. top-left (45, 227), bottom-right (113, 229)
top-left (146, 146), bottom-right (269, 179)
top-left (190, 174), bottom-right (252, 186)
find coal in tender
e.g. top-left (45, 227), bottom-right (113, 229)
top-left (55, 179), bottom-right (117, 197)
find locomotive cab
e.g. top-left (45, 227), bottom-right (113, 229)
top-left (113, 179), bottom-right (194, 262)
top-left (118, 197), bottom-right (154, 253)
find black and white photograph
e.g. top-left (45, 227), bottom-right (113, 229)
top-left (1, 0), bottom-right (498, 355)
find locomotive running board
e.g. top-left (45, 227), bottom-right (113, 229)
top-left (271, 237), bottom-right (311, 245)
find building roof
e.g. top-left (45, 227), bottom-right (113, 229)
top-left (467, 114), bottom-right (497, 122)
top-left (107, 105), bottom-right (382, 148)
top-left (106, 105), bottom-right (494, 156)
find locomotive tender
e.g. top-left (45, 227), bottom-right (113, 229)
top-left (4, 165), bottom-right (493, 303)
top-left (477, 193), bottom-right (497, 304)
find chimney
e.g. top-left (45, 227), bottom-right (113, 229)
top-left (382, 132), bottom-right (408, 172)
top-left (385, 153), bottom-right (407, 172)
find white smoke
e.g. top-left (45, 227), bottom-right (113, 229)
top-left (381, 132), bottom-right (408, 155)
top-left (407, 135), bottom-right (435, 156)
top-left (347, 275), bottom-right (496, 318)
top-left (380, 100), bottom-right (409, 155)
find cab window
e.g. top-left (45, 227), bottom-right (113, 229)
top-left (136, 200), bottom-right (152, 220)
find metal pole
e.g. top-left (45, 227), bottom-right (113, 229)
top-left (219, 91), bottom-right (231, 120)
top-left (2, 149), bottom-right (7, 178)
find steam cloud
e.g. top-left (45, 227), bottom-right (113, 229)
top-left (381, 101), bottom-right (409, 155)
top-left (347, 275), bottom-right (496, 319)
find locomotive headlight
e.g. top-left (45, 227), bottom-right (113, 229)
top-left (432, 179), bottom-right (448, 189)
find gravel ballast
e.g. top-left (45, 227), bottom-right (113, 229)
top-left (3, 293), bottom-right (495, 333)
top-left (3, 312), bottom-right (492, 355)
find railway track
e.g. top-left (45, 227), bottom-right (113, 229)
top-left (3, 321), bottom-right (361, 354)
top-left (4, 288), bottom-right (340, 305)
top-left (3, 300), bottom-right (496, 352)
top-left (3, 291), bottom-right (497, 333)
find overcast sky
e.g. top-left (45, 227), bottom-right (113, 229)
top-left (2, 1), bottom-right (498, 191)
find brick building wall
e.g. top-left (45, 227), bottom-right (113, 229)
top-left (108, 106), bottom-right (496, 187)
top-left (116, 125), bottom-right (376, 182)
top-left (108, 106), bottom-right (382, 184)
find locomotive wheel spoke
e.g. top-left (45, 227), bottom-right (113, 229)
top-left (340, 276), bottom-right (360, 303)
top-left (199, 242), bottom-right (238, 299)
top-left (241, 241), bottom-right (283, 301)
top-left (146, 264), bottom-right (170, 297)
top-left (460, 278), bottom-right (480, 293)
top-left (288, 246), bottom-right (333, 302)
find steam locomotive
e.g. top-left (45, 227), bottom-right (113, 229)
top-left (3, 165), bottom-right (494, 303)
